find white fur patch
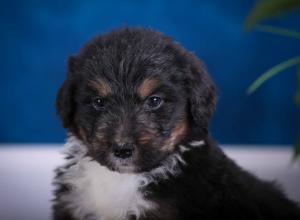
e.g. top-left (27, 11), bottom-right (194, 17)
top-left (56, 136), bottom-right (186, 220)
top-left (189, 140), bottom-right (205, 147)
top-left (178, 140), bottom-right (205, 154)
top-left (179, 145), bottom-right (189, 152)
top-left (61, 157), bottom-right (153, 220)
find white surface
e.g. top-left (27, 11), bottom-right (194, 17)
top-left (0, 145), bottom-right (299, 220)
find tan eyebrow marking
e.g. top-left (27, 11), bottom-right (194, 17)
top-left (88, 78), bottom-right (112, 96)
top-left (137, 78), bottom-right (160, 98)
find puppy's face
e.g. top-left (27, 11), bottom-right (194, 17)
top-left (75, 74), bottom-right (187, 173)
top-left (56, 28), bottom-right (216, 173)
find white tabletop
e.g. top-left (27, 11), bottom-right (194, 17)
top-left (0, 145), bottom-right (299, 220)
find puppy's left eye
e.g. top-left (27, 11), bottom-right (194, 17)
top-left (145, 96), bottom-right (163, 110)
top-left (92, 97), bottom-right (105, 110)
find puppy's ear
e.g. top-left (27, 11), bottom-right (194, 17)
top-left (187, 55), bottom-right (217, 130)
top-left (56, 56), bottom-right (77, 129)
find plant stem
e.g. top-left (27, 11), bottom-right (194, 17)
top-left (247, 56), bottom-right (300, 94)
top-left (255, 25), bottom-right (300, 41)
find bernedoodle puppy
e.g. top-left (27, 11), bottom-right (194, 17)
top-left (53, 27), bottom-right (300, 220)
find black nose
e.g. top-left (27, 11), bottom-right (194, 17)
top-left (112, 143), bottom-right (135, 159)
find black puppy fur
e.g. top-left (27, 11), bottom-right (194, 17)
top-left (53, 27), bottom-right (300, 220)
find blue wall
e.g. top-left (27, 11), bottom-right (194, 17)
top-left (0, 0), bottom-right (300, 144)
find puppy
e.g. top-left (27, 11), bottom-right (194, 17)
top-left (53, 27), bottom-right (300, 220)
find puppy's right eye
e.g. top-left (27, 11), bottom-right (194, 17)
top-left (145, 96), bottom-right (163, 110)
top-left (92, 97), bottom-right (105, 110)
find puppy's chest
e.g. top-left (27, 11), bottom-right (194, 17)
top-left (60, 158), bottom-right (155, 220)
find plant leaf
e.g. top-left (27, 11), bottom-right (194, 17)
top-left (255, 25), bottom-right (300, 41)
top-left (294, 68), bottom-right (300, 158)
top-left (295, 66), bottom-right (300, 108)
top-left (245, 0), bottom-right (300, 29)
top-left (247, 56), bottom-right (300, 94)
top-left (294, 135), bottom-right (300, 158)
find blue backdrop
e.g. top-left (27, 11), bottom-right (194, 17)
top-left (1, 0), bottom-right (300, 144)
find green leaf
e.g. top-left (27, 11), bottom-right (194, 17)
top-left (294, 68), bottom-right (300, 158)
top-left (255, 25), bottom-right (300, 41)
top-left (294, 135), bottom-right (300, 158)
top-left (245, 0), bottom-right (300, 29)
top-left (247, 56), bottom-right (300, 94)
top-left (295, 67), bottom-right (300, 108)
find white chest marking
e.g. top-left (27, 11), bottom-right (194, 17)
top-left (61, 157), bottom-right (154, 220)
top-left (56, 136), bottom-right (197, 220)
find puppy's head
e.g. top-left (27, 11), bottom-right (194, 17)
top-left (56, 28), bottom-right (216, 173)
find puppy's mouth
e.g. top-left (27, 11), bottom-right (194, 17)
top-left (108, 153), bottom-right (136, 173)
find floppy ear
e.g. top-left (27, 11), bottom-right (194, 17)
top-left (187, 55), bottom-right (217, 130)
top-left (56, 56), bottom-right (77, 129)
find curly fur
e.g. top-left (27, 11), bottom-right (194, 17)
top-left (53, 27), bottom-right (300, 220)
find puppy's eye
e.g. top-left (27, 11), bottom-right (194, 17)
top-left (145, 96), bottom-right (163, 110)
top-left (92, 97), bottom-right (105, 110)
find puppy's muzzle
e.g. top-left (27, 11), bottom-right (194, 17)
top-left (112, 143), bottom-right (135, 159)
